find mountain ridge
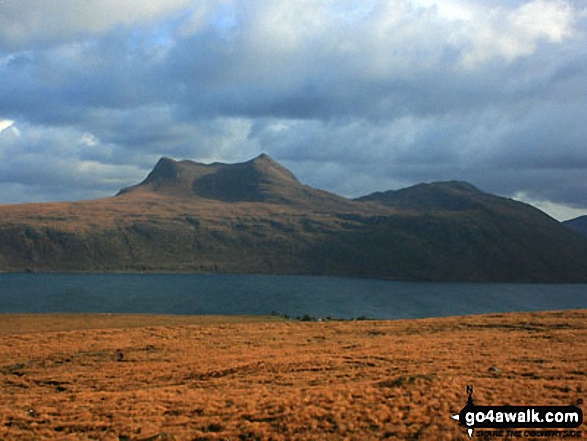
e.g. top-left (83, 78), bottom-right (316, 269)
top-left (117, 153), bottom-right (358, 210)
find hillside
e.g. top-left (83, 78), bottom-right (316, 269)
top-left (1, 155), bottom-right (587, 282)
top-left (564, 215), bottom-right (587, 237)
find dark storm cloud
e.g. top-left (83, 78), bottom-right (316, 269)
top-left (0, 0), bottom-right (586, 219)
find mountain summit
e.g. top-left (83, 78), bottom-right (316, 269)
top-left (118, 154), bottom-right (351, 208)
top-left (357, 181), bottom-right (486, 211)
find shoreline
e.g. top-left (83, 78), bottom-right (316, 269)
top-left (1, 309), bottom-right (586, 335)
top-left (4, 270), bottom-right (587, 284)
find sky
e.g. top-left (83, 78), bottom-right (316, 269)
top-left (0, 0), bottom-right (586, 221)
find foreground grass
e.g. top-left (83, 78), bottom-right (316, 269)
top-left (0, 310), bottom-right (585, 440)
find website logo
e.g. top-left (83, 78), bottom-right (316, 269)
top-left (451, 386), bottom-right (583, 438)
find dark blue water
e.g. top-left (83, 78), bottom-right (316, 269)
top-left (1, 273), bottom-right (586, 319)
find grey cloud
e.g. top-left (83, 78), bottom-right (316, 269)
top-left (3, 1), bottom-right (584, 123)
top-left (0, 123), bottom-right (144, 199)
top-left (0, 0), bottom-right (586, 219)
top-left (245, 101), bottom-right (587, 208)
top-left (0, 182), bottom-right (110, 204)
top-left (0, 0), bottom-right (194, 50)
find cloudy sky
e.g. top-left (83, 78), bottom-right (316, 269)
top-left (0, 0), bottom-right (586, 220)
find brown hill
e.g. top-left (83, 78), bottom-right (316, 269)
top-left (1, 155), bottom-right (587, 282)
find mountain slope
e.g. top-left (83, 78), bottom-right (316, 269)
top-left (1, 156), bottom-right (587, 282)
top-left (350, 181), bottom-right (587, 281)
top-left (564, 215), bottom-right (587, 237)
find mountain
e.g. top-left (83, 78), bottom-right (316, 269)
top-left (357, 181), bottom-right (497, 210)
top-left (563, 215), bottom-right (587, 237)
top-left (1, 154), bottom-right (587, 282)
top-left (118, 154), bottom-right (356, 210)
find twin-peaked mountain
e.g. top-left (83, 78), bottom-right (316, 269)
top-left (118, 154), bottom-right (356, 210)
top-left (1, 154), bottom-right (587, 282)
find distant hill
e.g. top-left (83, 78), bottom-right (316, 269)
top-left (1, 154), bottom-right (587, 282)
top-left (357, 181), bottom-right (498, 211)
top-left (563, 215), bottom-right (587, 237)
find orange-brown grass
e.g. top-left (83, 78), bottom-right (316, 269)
top-left (0, 310), bottom-right (585, 440)
top-left (0, 193), bottom-right (381, 234)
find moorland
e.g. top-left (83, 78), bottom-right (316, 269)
top-left (0, 310), bottom-right (585, 440)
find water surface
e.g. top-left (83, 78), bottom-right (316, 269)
top-left (1, 273), bottom-right (586, 319)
